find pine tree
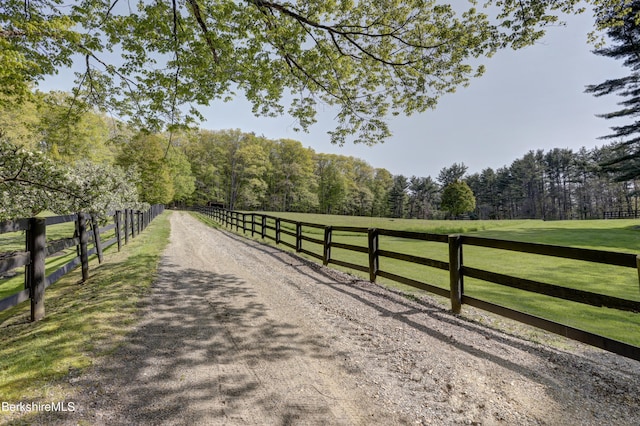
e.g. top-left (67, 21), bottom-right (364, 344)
top-left (586, 2), bottom-right (640, 181)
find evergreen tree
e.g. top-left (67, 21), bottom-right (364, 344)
top-left (586, 1), bottom-right (640, 181)
top-left (388, 175), bottom-right (409, 218)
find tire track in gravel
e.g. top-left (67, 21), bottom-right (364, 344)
top-left (36, 211), bottom-right (640, 425)
top-left (46, 211), bottom-right (405, 425)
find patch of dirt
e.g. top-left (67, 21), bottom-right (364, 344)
top-left (26, 212), bottom-right (640, 425)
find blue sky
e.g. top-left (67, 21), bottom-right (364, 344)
top-left (197, 11), bottom-right (626, 178)
top-left (41, 9), bottom-right (627, 179)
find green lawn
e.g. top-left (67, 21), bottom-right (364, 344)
top-left (212, 211), bottom-right (640, 348)
top-left (0, 212), bottom-right (170, 417)
top-left (0, 214), bottom-right (122, 302)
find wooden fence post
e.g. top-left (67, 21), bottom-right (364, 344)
top-left (251, 214), bottom-right (255, 237)
top-left (91, 215), bottom-right (104, 263)
top-left (115, 210), bottom-right (122, 251)
top-left (261, 216), bottom-right (266, 239)
top-left (129, 209), bottom-right (135, 238)
top-left (276, 219), bottom-right (281, 244)
top-left (124, 209), bottom-right (130, 245)
top-left (296, 222), bottom-right (302, 252)
top-left (28, 217), bottom-right (46, 321)
top-left (323, 226), bottom-right (332, 266)
top-left (636, 255), bottom-right (640, 295)
top-left (242, 214), bottom-right (246, 234)
top-left (448, 234), bottom-right (463, 314)
top-left (78, 213), bottom-right (89, 282)
top-left (368, 228), bottom-right (379, 282)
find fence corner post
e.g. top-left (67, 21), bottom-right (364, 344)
top-left (368, 228), bottom-right (379, 282)
top-left (448, 234), bottom-right (463, 314)
top-left (323, 226), bottom-right (332, 266)
top-left (28, 217), bottom-right (46, 321)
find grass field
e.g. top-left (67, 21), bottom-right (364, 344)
top-left (0, 214), bottom-right (124, 302)
top-left (0, 212), bottom-right (170, 414)
top-left (211, 211), bottom-right (640, 348)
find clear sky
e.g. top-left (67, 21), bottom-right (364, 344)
top-left (196, 11), bottom-right (626, 178)
top-left (40, 9), bottom-right (627, 179)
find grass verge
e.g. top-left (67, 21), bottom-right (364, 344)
top-left (0, 212), bottom-right (170, 421)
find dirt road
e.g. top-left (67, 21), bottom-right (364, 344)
top-left (41, 212), bottom-right (640, 425)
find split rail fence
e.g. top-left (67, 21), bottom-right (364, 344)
top-left (195, 206), bottom-right (640, 362)
top-left (0, 205), bottom-right (164, 321)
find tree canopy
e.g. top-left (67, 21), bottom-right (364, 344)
top-left (0, 0), bottom-right (619, 145)
top-left (440, 180), bottom-right (476, 217)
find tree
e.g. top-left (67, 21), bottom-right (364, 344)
top-left (408, 176), bottom-right (439, 219)
top-left (314, 153), bottom-right (346, 214)
top-left (266, 139), bottom-right (316, 212)
top-left (116, 133), bottom-right (175, 205)
top-left (0, 91), bottom-right (116, 162)
top-left (166, 146), bottom-right (196, 204)
top-left (440, 180), bottom-right (476, 217)
top-left (437, 163), bottom-right (468, 187)
top-left (586, 0), bottom-right (640, 181)
top-left (389, 175), bottom-right (409, 218)
top-left (0, 136), bottom-right (141, 220)
top-left (1, 0), bottom-right (601, 144)
top-left (214, 131), bottom-right (268, 210)
top-left (370, 168), bottom-right (394, 217)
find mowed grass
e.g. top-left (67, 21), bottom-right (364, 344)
top-left (0, 213), bottom-right (124, 301)
top-left (220, 212), bottom-right (640, 347)
top-left (0, 212), bottom-right (170, 418)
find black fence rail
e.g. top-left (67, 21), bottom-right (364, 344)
top-left (193, 206), bottom-right (640, 362)
top-left (603, 210), bottom-right (639, 219)
top-left (0, 205), bottom-right (164, 321)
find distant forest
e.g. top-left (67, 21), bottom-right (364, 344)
top-left (185, 129), bottom-right (637, 220)
top-left (1, 92), bottom-right (636, 220)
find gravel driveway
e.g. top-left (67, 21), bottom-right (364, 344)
top-left (37, 211), bottom-right (640, 425)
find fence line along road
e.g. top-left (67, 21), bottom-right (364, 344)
top-left (194, 206), bottom-right (640, 362)
top-left (0, 205), bottom-right (164, 322)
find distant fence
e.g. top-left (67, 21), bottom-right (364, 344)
top-left (603, 210), bottom-right (639, 219)
top-left (194, 206), bottom-right (640, 362)
top-left (0, 205), bottom-right (164, 321)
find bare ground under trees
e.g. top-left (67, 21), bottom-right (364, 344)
top-left (31, 212), bottom-right (640, 425)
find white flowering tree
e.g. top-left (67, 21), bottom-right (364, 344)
top-left (0, 136), bottom-right (143, 221)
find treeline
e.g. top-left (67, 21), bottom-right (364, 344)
top-left (182, 129), bottom-right (638, 220)
top-left (0, 91), bottom-right (194, 219)
top-left (2, 91), bottom-right (637, 220)
top-left (466, 147), bottom-right (639, 220)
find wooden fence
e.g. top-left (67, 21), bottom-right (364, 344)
top-left (603, 210), bottom-right (639, 219)
top-left (0, 205), bottom-right (164, 321)
top-left (194, 206), bottom-right (640, 362)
